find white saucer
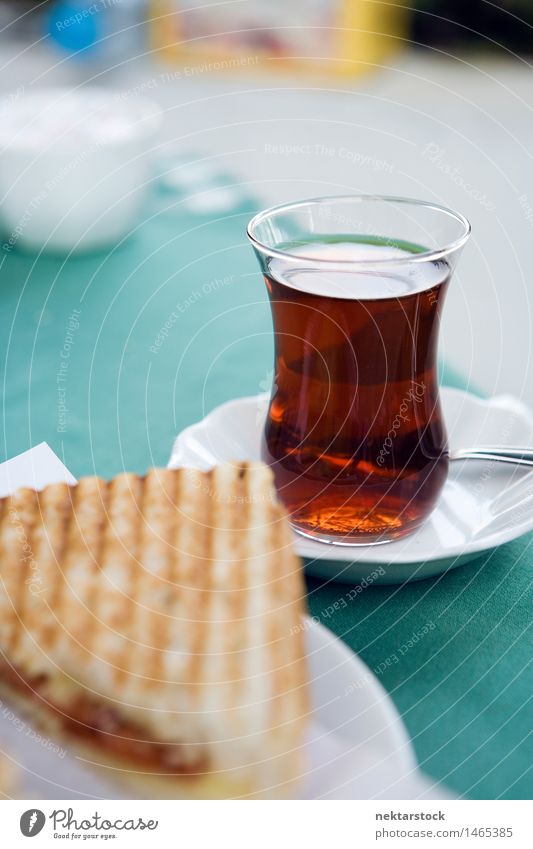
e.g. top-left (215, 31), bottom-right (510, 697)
top-left (169, 388), bottom-right (533, 584)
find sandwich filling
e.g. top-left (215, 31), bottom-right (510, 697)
top-left (0, 659), bottom-right (206, 773)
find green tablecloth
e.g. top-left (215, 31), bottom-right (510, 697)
top-left (0, 198), bottom-right (531, 800)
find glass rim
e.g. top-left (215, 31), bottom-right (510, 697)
top-left (247, 194), bottom-right (471, 266)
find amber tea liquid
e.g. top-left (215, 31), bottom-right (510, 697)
top-left (262, 238), bottom-right (450, 544)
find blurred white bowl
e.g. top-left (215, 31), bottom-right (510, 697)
top-left (0, 87), bottom-right (162, 254)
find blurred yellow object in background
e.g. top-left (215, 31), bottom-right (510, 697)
top-left (150, 0), bottom-right (409, 76)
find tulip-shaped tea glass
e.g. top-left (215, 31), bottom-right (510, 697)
top-left (247, 195), bottom-right (470, 545)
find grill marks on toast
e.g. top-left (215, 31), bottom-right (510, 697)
top-left (141, 469), bottom-right (175, 690)
top-left (6, 489), bottom-right (39, 660)
top-left (122, 475), bottom-right (144, 674)
top-left (75, 478), bottom-right (110, 666)
top-left (0, 463), bottom-right (308, 784)
top-left (233, 465), bottom-right (250, 706)
top-left (0, 493), bottom-right (18, 653)
top-left (38, 485), bottom-right (78, 660)
top-left (183, 467), bottom-right (211, 695)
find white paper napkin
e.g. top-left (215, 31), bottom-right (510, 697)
top-left (0, 443), bottom-right (76, 497)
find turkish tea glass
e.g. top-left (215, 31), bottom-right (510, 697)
top-left (247, 195), bottom-right (470, 545)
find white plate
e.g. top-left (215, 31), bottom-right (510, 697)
top-left (169, 388), bottom-right (533, 584)
top-left (0, 617), bottom-right (437, 800)
top-left (300, 619), bottom-right (444, 799)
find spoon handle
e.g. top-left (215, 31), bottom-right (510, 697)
top-left (450, 447), bottom-right (533, 467)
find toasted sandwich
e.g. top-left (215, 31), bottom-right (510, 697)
top-left (0, 463), bottom-right (308, 798)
